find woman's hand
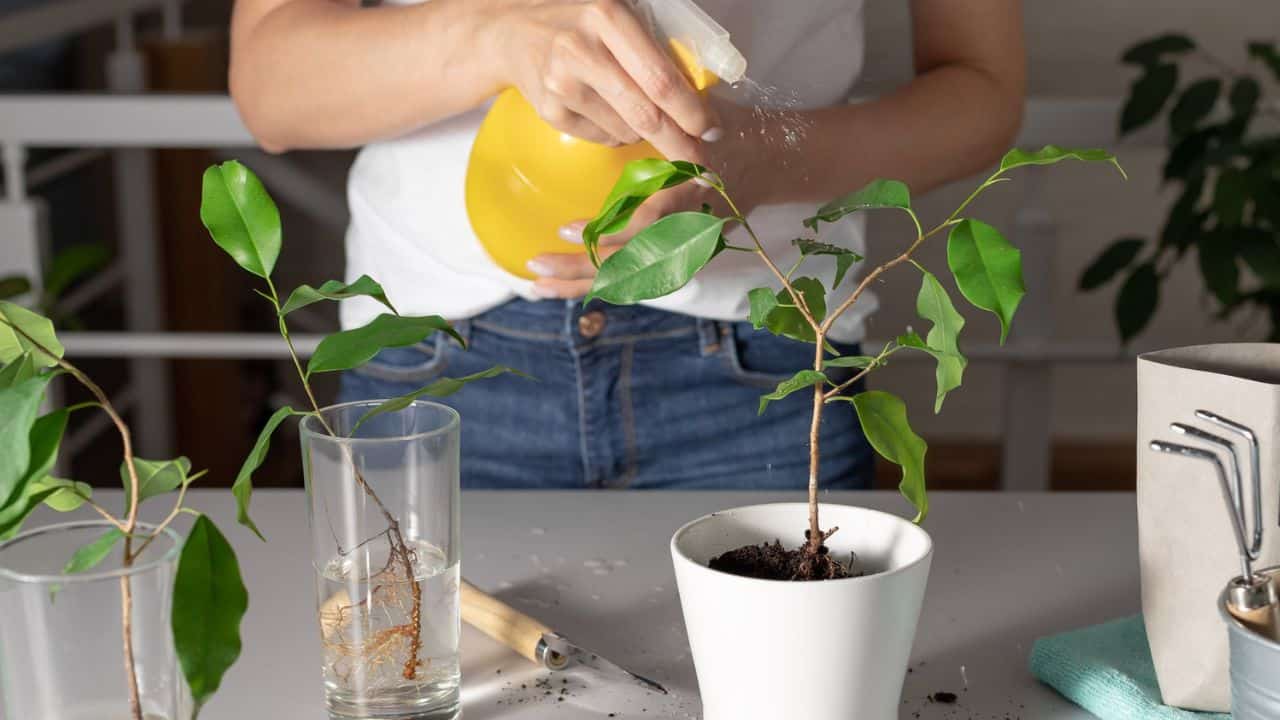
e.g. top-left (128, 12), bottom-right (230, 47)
top-left (527, 100), bottom-right (778, 299)
top-left (491, 0), bottom-right (721, 160)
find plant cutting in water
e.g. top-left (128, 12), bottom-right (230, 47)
top-left (0, 303), bottom-right (248, 719)
top-left (200, 161), bottom-right (519, 698)
top-left (583, 146), bottom-right (1125, 579)
top-left (1081, 33), bottom-right (1280, 341)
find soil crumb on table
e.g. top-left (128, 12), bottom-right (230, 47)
top-left (708, 540), bottom-right (858, 580)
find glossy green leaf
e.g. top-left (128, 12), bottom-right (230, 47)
top-left (21, 409), bottom-right (68, 497)
top-left (1169, 78), bottom-right (1221, 136)
top-left (0, 352), bottom-right (38, 390)
top-left (1116, 263), bottom-right (1159, 341)
top-left (823, 355), bottom-right (877, 369)
top-left (200, 161), bottom-right (281, 279)
top-left (0, 276), bottom-right (31, 301)
top-left (121, 457), bottom-right (191, 510)
top-left (946, 220), bottom-right (1025, 344)
top-left (747, 287), bottom-right (779, 329)
top-left (754, 277), bottom-right (827, 343)
top-left (0, 377), bottom-right (49, 506)
top-left (583, 159), bottom-right (703, 265)
top-left (279, 275), bottom-right (396, 316)
top-left (32, 477), bottom-right (93, 512)
top-left (1198, 232), bottom-right (1239, 305)
top-left (0, 302), bottom-right (63, 367)
top-left (793, 239), bottom-right (863, 288)
top-left (998, 146), bottom-right (1127, 179)
top-left (233, 406), bottom-right (299, 541)
top-left (1214, 168), bottom-right (1249, 227)
top-left (43, 244), bottom-right (110, 300)
top-left (0, 484), bottom-right (60, 540)
top-left (1229, 77), bottom-right (1260, 119)
top-left (757, 370), bottom-right (828, 416)
top-left (63, 529), bottom-right (123, 575)
top-left (850, 391), bottom-right (928, 523)
top-left (803, 179), bottom-right (912, 232)
top-left (353, 366), bottom-right (526, 433)
top-left (1081, 237), bottom-right (1145, 290)
top-left (172, 515), bottom-right (248, 710)
top-left (586, 212), bottom-right (727, 305)
top-left (307, 314), bottom-right (462, 376)
top-left (1121, 34), bottom-right (1195, 67)
top-left (1121, 64), bottom-right (1178, 135)
top-left (915, 273), bottom-right (967, 413)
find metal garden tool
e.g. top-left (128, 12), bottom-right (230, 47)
top-left (460, 579), bottom-right (669, 694)
top-left (1151, 427), bottom-right (1280, 641)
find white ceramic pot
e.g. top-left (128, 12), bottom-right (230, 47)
top-left (671, 503), bottom-right (933, 720)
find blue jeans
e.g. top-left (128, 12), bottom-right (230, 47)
top-left (339, 299), bottom-right (874, 490)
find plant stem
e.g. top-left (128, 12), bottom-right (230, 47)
top-left (807, 333), bottom-right (825, 550)
top-left (267, 285), bottom-right (425, 680)
top-left (120, 541), bottom-right (143, 720)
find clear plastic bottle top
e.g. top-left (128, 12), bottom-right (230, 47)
top-left (642, 0), bottom-right (747, 84)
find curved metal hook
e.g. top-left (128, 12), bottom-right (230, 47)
top-left (1149, 440), bottom-right (1253, 579)
top-left (1195, 410), bottom-right (1264, 558)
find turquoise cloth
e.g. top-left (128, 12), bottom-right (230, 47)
top-left (1029, 615), bottom-right (1230, 719)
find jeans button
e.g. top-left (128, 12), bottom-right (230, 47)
top-left (578, 310), bottom-right (606, 339)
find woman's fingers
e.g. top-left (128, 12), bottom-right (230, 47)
top-left (527, 252), bottom-right (597, 281)
top-left (543, 33), bottom-right (641, 145)
top-left (532, 277), bottom-right (594, 300)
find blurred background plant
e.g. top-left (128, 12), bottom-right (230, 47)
top-left (1080, 33), bottom-right (1280, 341)
top-left (0, 243), bottom-right (111, 327)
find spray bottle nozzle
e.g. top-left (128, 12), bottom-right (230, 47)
top-left (640, 0), bottom-right (747, 85)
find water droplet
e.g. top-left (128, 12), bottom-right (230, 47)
top-left (530, 527), bottom-right (546, 535)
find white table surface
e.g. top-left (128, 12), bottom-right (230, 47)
top-left (37, 490), bottom-right (1141, 719)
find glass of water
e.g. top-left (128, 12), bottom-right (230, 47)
top-left (301, 400), bottom-right (461, 720)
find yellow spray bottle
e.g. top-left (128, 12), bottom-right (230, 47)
top-left (465, 0), bottom-right (747, 279)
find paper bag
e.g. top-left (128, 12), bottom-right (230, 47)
top-left (1138, 344), bottom-right (1280, 712)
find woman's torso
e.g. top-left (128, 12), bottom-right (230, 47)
top-left (342, 0), bottom-right (874, 340)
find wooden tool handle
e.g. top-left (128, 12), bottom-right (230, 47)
top-left (1229, 602), bottom-right (1280, 641)
top-left (461, 579), bottom-right (554, 665)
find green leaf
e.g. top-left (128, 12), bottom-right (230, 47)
top-left (1214, 168), bottom-right (1249, 227)
top-left (1159, 177), bottom-right (1205, 251)
top-left (233, 406), bottom-right (298, 541)
top-left (1248, 41), bottom-right (1280, 80)
top-left (21, 409), bottom-right (68, 498)
top-left (0, 276), bottom-right (31, 301)
top-left (0, 376), bottom-right (49, 506)
top-left (63, 529), bottom-right (123, 575)
top-left (753, 277), bottom-right (827, 343)
top-left (1169, 78), bottom-right (1221, 136)
top-left (793, 239), bottom-right (863, 288)
top-left (1121, 64), bottom-right (1178, 135)
top-left (0, 484), bottom-right (60, 540)
top-left (1121, 34), bottom-right (1195, 67)
top-left (1162, 129), bottom-right (1213, 181)
top-left (850, 391), bottom-right (928, 523)
top-left (1241, 233), bottom-right (1280, 288)
top-left (747, 287), bottom-right (779, 329)
top-left (43, 244), bottom-right (110, 300)
top-left (172, 515), bottom-right (248, 710)
top-left (1081, 237), bottom-right (1145, 290)
top-left (1116, 263), bottom-right (1159, 342)
top-left (946, 220), bottom-right (1024, 344)
top-left (32, 477), bottom-right (92, 512)
top-left (279, 275), bottom-right (397, 316)
top-left (583, 159), bottom-right (702, 265)
top-left (757, 370), bottom-right (828, 416)
top-left (1229, 77), bottom-right (1260, 119)
top-left (586, 212), bottom-right (728, 305)
top-left (915, 272), bottom-right (967, 413)
top-left (307, 314), bottom-right (463, 376)
top-left (1198, 232), bottom-right (1239, 305)
top-left (121, 457), bottom-right (192, 509)
top-left (200, 161), bottom-right (281, 279)
top-left (823, 355), bottom-right (877, 369)
top-left (803, 179), bottom-right (912, 232)
top-left (0, 301), bottom-right (63, 367)
top-left (353, 366), bottom-right (526, 433)
top-left (0, 352), bottom-right (38, 390)
top-left (998, 145), bottom-right (1127, 179)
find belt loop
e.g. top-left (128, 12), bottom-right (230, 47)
top-left (697, 318), bottom-right (723, 356)
top-left (449, 318), bottom-right (472, 347)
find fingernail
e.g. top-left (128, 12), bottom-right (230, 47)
top-left (527, 259), bottom-right (552, 276)
top-left (701, 127), bottom-right (724, 142)
top-left (558, 223), bottom-right (585, 243)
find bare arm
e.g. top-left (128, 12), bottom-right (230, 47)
top-left (230, 0), bottom-right (713, 155)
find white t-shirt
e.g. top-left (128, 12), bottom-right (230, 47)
top-left (342, 0), bottom-right (875, 342)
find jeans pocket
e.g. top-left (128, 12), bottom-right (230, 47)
top-left (722, 322), bottom-right (816, 389)
top-left (350, 334), bottom-right (449, 384)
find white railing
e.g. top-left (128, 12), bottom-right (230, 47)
top-left (0, 0), bottom-right (1162, 488)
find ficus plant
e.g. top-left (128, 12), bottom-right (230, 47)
top-left (583, 146), bottom-right (1124, 578)
top-left (0, 301), bottom-right (248, 719)
top-left (199, 160), bottom-right (519, 682)
top-left (1081, 33), bottom-right (1280, 341)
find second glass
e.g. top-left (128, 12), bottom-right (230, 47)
top-left (301, 400), bottom-right (461, 720)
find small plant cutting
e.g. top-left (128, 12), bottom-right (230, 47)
top-left (583, 147), bottom-right (1125, 579)
top-left (0, 301), bottom-right (248, 719)
top-left (1081, 33), bottom-right (1280, 341)
top-left (200, 161), bottom-right (517, 706)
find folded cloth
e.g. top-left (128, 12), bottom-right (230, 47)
top-left (1029, 615), bottom-right (1229, 719)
